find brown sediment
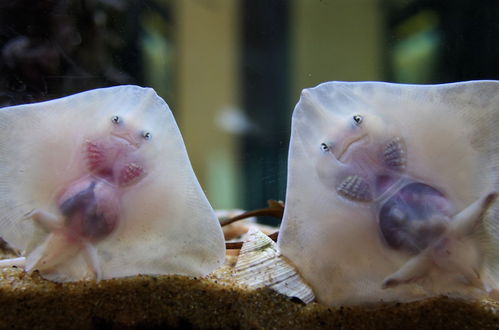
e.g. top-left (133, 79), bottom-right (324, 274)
top-left (0, 252), bottom-right (498, 329)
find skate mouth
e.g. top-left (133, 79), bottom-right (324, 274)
top-left (335, 134), bottom-right (367, 162)
top-left (111, 133), bottom-right (140, 149)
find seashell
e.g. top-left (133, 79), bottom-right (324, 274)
top-left (278, 81), bottom-right (499, 306)
top-left (0, 86), bottom-right (225, 282)
top-left (337, 174), bottom-right (372, 202)
top-left (233, 228), bottom-right (315, 304)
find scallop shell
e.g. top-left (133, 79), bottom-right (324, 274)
top-left (233, 228), bottom-right (315, 304)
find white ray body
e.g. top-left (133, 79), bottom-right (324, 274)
top-left (0, 85), bottom-right (225, 282)
top-left (278, 81), bottom-right (499, 306)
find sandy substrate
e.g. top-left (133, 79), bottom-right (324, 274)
top-left (0, 251), bottom-right (498, 330)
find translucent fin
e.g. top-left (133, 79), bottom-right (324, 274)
top-left (0, 86), bottom-right (225, 281)
top-left (279, 81), bottom-right (499, 306)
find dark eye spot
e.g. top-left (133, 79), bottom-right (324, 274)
top-left (111, 115), bottom-right (121, 124)
top-left (320, 143), bottom-right (329, 152)
top-left (142, 131), bottom-right (151, 140)
top-left (353, 115), bottom-right (363, 125)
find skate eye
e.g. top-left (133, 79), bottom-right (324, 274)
top-left (353, 115), bottom-right (363, 125)
top-left (320, 143), bottom-right (330, 152)
top-left (111, 115), bottom-right (121, 125)
top-left (142, 131), bottom-right (151, 140)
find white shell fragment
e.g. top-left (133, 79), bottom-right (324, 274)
top-left (234, 228), bottom-right (315, 304)
top-left (0, 85), bottom-right (226, 282)
top-left (278, 81), bottom-right (499, 306)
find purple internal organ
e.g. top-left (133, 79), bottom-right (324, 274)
top-left (378, 182), bottom-right (453, 254)
top-left (53, 136), bottom-right (144, 246)
top-left (59, 179), bottom-right (119, 242)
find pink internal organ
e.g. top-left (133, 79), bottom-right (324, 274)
top-left (118, 163), bottom-right (143, 186)
top-left (85, 136), bottom-right (144, 185)
top-left (56, 137), bottom-right (146, 244)
top-left (86, 141), bottom-right (106, 173)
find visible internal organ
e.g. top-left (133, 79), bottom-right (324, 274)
top-left (378, 182), bottom-right (453, 253)
top-left (26, 137), bottom-right (146, 279)
top-left (383, 137), bottom-right (406, 171)
top-left (381, 185), bottom-right (498, 289)
top-left (336, 175), bottom-right (372, 202)
top-left (85, 136), bottom-right (145, 185)
top-left (59, 179), bottom-right (120, 242)
top-left (86, 141), bottom-right (106, 173)
top-left (118, 162), bottom-right (144, 186)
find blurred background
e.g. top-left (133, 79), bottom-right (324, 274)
top-left (1, 0), bottom-right (499, 224)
